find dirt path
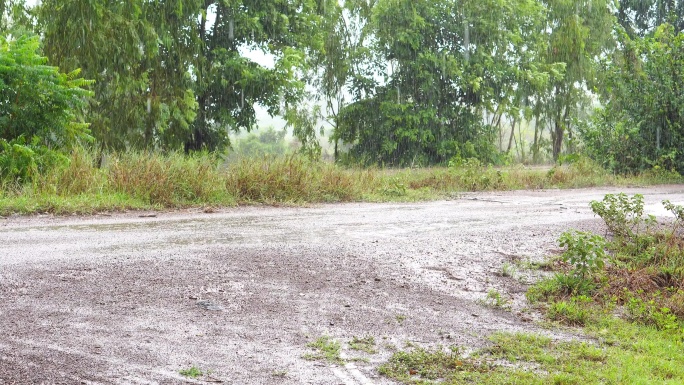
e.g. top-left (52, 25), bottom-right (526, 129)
top-left (2, 186), bottom-right (683, 384)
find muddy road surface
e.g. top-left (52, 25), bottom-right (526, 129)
top-left (2, 186), bottom-right (683, 384)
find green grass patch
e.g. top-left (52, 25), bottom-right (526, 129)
top-left (303, 336), bottom-right (344, 365)
top-left (380, 192), bottom-right (684, 384)
top-left (179, 366), bottom-right (203, 378)
top-left (380, 316), bottom-right (684, 384)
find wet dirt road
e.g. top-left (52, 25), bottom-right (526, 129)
top-left (2, 186), bottom-right (683, 384)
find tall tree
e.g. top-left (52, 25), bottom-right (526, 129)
top-left (335, 0), bottom-right (552, 166)
top-left (39, 0), bottom-right (323, 152)
top-left (617, 0), bottom-right (684, 37)
top-left (587, 23), bottom-right (684, 173)
top-left (308, 0), bottom-right (379, 160)
top-left (541, 0), bottom-right (614, 160)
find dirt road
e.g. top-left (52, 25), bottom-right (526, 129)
top-left (2, 186), bottom-right (683, 384)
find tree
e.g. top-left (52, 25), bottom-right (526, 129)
top-left (39, 0), bottom-right (323, 152)
top-left (617, 0), bottom-right (684, 38)
top-left (308, 0), bottom-right (379, 161)
top-left (587, 24), bottom-right (684, 173)
top-left (540, 0), bottom-right (614, 160)
top-left (334, 0), bottom-right (552, 166)
top-left (0, 35), bottom-right (92, 181)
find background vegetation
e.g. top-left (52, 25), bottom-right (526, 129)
top-left (1, 0), bottom-right (684, 211)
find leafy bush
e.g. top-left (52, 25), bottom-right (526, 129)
top-left (0, 34), bottom-right (92, 182)
top-left (559, 230), bottom-right (608, 279)
top-left (590, 193), bottom-right (654, 238)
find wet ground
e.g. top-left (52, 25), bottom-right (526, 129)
top-left (1, 186), bottom-right (683, 384)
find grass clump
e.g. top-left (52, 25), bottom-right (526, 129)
top-left (303, 336), bottom-right (344, 365)
top-left (349, 336), bottom-right (378, 354)
top-left (380, 314), bottom-right (684, 384)
top-left (179, 366), bottom-right (203, 378)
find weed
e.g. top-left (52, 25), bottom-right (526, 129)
top-left (349, 336), bottom-right (377, 354)
top-left (179, 366), bottom-right (202, 378)
top-left (303, 336), bottom-right (344, 364)
top-left (479, 289), bottom-right (511, 309)
top-left (380, 177), bottom-right (408, 197)
top-left (500, 262), bottom-right (516, 278)
top-left (378, 345), bottom-right (484, 382)
top-left (395, 314), bottom-right (407, 325)
top-left (590, 193), bottom-right (650, 238)
top-left (526, 277), bottom-right (562, 303)
top-left (625, 293), bottom-right (681, 331)
top-left (272, 370), bottom-right (288, 378)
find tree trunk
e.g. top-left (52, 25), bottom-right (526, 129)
top-left (507, 119), bottom-right (517, 153)
top-left (532, 115), bottom-right (540, 163)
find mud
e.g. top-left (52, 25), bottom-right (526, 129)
top-left (1, 186), bottom-right (683, 384)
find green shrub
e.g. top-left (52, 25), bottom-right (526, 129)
top-left (0, 34), bottom-right (92, 183)
top-left (625, 294), bottom-right (681, 331)
top-left (559, 230), bottom-right (609, 279)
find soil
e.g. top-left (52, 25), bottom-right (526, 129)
top-left (1, 186), bottom-right (683, 384)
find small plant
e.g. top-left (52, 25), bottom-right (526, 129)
top-left (349, 336), bottom-right (377, 354)
top-left (379, 345), bottom-right (477, 382)
top-left (380, 177), bottom-right (407, 197)
top-left (590, 193), bottom-right (654, 238)
top-left (500, 262), bottom-right (516, 278)
top-left (303, 336), bottom-right (344, 364)
top-left (558, 230), bottom-right (608, 279)
top-left (395, 314), bottom-right (407, 324)
top-left (480, 289), bottom-right (511, 309)
top-left (272, 370), bottom-right (288, 378)
top-left (625, 293), bottom-right (681, 331)
top-left (179, 366), bottom-right (203, 378)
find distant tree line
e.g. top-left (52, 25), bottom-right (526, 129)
top-left (1, 0), bottom-right (684, 173)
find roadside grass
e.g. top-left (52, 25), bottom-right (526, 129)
top-left (0, 150), bottom-right (682, 215)
top-left (379, 193), bottom-right (684, 385)
top-left (380, 309), bottom-right (684, 384)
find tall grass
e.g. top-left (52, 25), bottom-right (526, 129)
top-left (0, 149), bottom-right (681, 215)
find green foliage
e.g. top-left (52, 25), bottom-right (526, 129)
top-left (227, 128), bottom-right (289, 160)
top-left (590, 193), bottom-right (653, 238)
top-left (0, 34), bottom-right (92, 182)
top-left (541, 0), bottom-right (615, 160)
top-left (336, 0), bottom-right (551, 166)
top-left (480, 289), bottom-right (511, 310)
top-left (303, 336), bottom-right (344, 364)
top-left (349, 336), bottom-right (377, 354)
top-left (558, 230), bottom-right (608, 279)
top-left (378, 346), bottom-right (476, 382)
top-left (39, 0), bottom-right (321, 152)
top-left (179, 366), bottom-right (202, 378)
top-left (592, 24), bottom-right (684, 174)
top-left (547, 295), bottom-right (593, 326)
top-left (625, 293), bottom-right (681, 331)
